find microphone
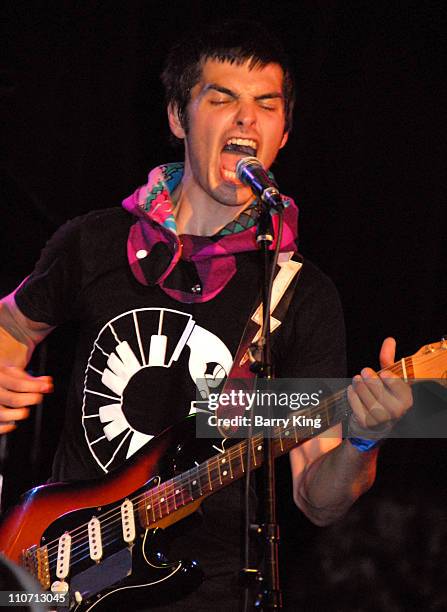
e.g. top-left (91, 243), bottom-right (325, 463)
top-left (235, 157), bottom-right (284, 210)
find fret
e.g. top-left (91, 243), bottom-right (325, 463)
top-left (274, 432), bottom-right (283, 456)
top-left (158, 482), bottom-right (169, 518)
top-left (239, 444), bottom-right (245, 473)
top-left (206, 461), bottom-right (213, 491)
top-left (219, 453), bottom-right (233, 480)
top-left (329, 399), bottom-right (338, 427)
top-left (207, 459), bottom-right (220, 490)
top-left (179, 475), bottom-right (187, 506)
top-left (142, 492), bottom-right (149, 526)
top-left (215, 457), bottom-right (223, 485)
top-left (225, 449), bottom-right (234, 480)
top-left (325, 399), bottom-right (330, 430)
top-left (318, 408), bottom-right (327, 431)
top-left (251, 439), bottom-right (257, 466)
top-left (190, 466), bottom-right (202, 498)
top-left (179, 474), bottom-right (193, 504)
top-left (169, 478), bottom-right (177, 511)
top-left (335, 396), bottom-right (344, 425)
top-left (198, 463), bottom-right (211, 494)
top-left (147, 489), bottom-right (156, 524)
top-left (153, 486), bottom-right (162, 520)
top-left (173, 477), bottom-right (184, 509)
top-left (227, 451), bottom-right (234, 479)
top-left (255, 440), bottom-right (263, 463)
top-left (283, 429), bottom-right (295, 453)
top-left (341, 394), bottom-right (349, 422)
top-left (293, 422), bottom-right (298, 443)
top-left (330, 396), bottom-right (343, 427)
top-left (165, 480), bottom-right (176, 513)
top-left (226, 445), bottom-right (243, 479)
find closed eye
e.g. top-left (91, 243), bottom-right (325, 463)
top-left (209, 96), bottom-right (233, 105)
top-left (258, 101), bottom-right (281, 111)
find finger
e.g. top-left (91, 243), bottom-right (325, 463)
top-left (0, 390), bottom-right (44, 408)
top-left (379, 337), bottom-right (396, 369)
top-left (0, 375), bottom-right (53, 394)
top-left (0, 422), bottom-right (17, 434)
top-left (352, 374), bottom-right (392, 426)
top-left (347, 383), bottom-right (381, 428)
top-left (379, 371), bottom-right (413, 414)
top-left (352, 373), bottom-right (377, 405)
top-left (0, 405), bottom-right (30, 423)
top-left (4, 366), bottom-right (52, 380)
top-left (357, 369), bottom-right (404, 421)
top-left (359, 367), bottom-right (392, 403)
top-left (0, 367), bottom-right (53, 392)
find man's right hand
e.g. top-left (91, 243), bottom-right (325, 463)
top-left (0, 367), bottom-right (53, 434)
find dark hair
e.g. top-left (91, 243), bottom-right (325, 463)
top-left (161, 20), bottom-right (295, 137)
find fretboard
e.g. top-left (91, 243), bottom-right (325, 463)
top-left (137, 388), bottom-right (350, 527)
top-left (25, 350), bottom-right (430, 585)
top-left (136, 354), bottom-right (416, 528)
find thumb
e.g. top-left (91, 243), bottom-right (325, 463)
top-left (379, 337), bottom-right (397, 369)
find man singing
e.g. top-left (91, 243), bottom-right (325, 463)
top-left (0, 21), bottom-right (412, 610)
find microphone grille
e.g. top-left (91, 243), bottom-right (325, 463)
top-left (235, 156), bottom-right (262, 181)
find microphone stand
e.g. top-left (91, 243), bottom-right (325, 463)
top-left (251, 200), bottom-right (283, 610)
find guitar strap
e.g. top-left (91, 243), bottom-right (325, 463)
top-left (216, 252), bottom-right (303, 429)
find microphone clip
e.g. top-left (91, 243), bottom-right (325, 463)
top-left (255, 201), bottom-right (274, 244)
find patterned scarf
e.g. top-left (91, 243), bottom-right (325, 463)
top-left (122, 163), bottom-right (298, 303)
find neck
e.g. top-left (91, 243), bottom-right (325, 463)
top-left (172, 173), bottom-right (252, 237)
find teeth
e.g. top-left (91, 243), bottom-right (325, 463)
top-left (225, 137), bottom-right (257, 151)
top-left (222, 169), bottom-right (237, 180)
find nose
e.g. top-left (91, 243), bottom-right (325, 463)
top-left (234, 100), bottom-right (257, 129)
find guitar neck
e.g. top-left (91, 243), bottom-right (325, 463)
top-left (17, 340), bottom-right (446, 589)
top-left (137, 354), bottom-right (420, 529)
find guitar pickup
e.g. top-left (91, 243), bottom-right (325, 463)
top-left (69, 547), bottom-right (133, 603)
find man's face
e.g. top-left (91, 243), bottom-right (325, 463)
top-left (169, 58), bottom-right (289, 208)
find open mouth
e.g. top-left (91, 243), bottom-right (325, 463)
top-left (221, 138), bottom-right (258, 182)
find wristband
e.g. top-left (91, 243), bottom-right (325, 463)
top-left (348, 414), bottom-right (394, 439)
top-left (348, 437), bottom-right (383, 452)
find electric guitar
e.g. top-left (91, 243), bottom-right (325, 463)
top-left (0, 340), bottom-right (446, 610)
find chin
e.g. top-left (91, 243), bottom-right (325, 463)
top-left (213, 184), bottom-right (253, 208)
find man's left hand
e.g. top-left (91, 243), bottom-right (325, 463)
top-left (347, 337), bottom-right (413, 432)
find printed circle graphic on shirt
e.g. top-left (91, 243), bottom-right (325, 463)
top-left (82, 308), bottom-right (233, 473)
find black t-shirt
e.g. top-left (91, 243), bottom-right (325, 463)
top-left (15, 207), bottom-right (346, 610)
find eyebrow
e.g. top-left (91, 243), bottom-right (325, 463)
top-left (203, 83), bottom-right (284, 101)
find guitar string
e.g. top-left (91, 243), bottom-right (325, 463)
top-left (41, 363), bottom-right (436, 576)
top-left (36, 351), bottom-right (447, 576)
top-left (42, 410), bottom-right (337, 568)
top-left (46, 405), bottom-right (345, 570)
top-left (46, 370), bottom-right (420, 571)
top-left (43, 394), bottom-right (353, 568)
top-left (37, 353), bottom-right (441, 568)
top-left (40, 392), bottom-right (346, 545)
top-left (38, 379), bottom-right (390, 566)
top-left (39, 380), bottom-right (387, 564)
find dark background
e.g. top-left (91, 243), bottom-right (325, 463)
top-left (1, 1), bottom-right (446, 609)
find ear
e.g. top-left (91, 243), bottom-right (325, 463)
top-left (167, 104), bottom-right (186, 140)
top-left (279, 131), bottom-right (289, 150)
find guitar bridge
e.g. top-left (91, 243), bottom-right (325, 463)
top-left (21, 544), bottom-right (50, 590)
